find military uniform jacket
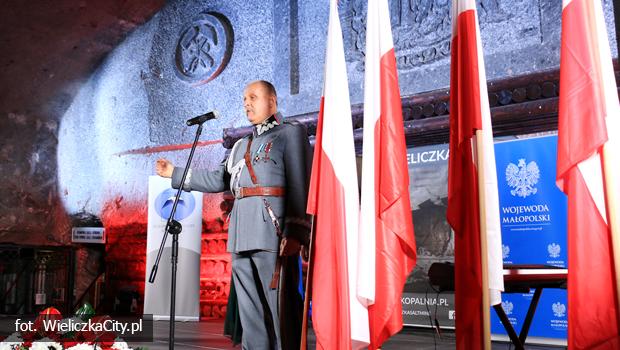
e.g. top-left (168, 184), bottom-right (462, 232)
top-left (172, 115), bottom-right (312, 253)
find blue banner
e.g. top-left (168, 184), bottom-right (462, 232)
top-left (491, 135), bottom-right (567, 340)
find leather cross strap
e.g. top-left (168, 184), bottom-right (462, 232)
top-left (237, 186), bottom-right (285, 199)
top-left (244, 136), bottom-right (259, 185)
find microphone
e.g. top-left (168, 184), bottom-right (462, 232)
top-left (186, 111), bottom-right (220, 126)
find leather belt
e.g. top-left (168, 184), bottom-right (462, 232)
top-left (236, 186), bottom-right (285, 199)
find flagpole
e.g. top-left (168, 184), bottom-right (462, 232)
top-left (475, 130), bottom-right (492, 350)
top-left (300, 215), bottom-right (316, 350)
top-left (595, 0), bottom-right (620, 326)
top-left (602, 142), bottom-right (620, 307)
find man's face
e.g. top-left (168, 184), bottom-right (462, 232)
top-left (243, 82), bottom-right (276, 125)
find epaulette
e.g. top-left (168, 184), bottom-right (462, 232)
top-left (282, 119), bottom-right (303, 126)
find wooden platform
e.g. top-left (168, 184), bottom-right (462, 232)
top-left (129, 319), bottom-right (567, 349)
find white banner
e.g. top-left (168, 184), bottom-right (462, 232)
top-left (144, 176), bottom-right (202, 321)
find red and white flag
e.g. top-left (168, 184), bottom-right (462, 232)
top-left (557, 0), bottom-right (620, 348)
top-left (307, 0), bottom-right (369, 348)
top-left (359, 0), bottom-right (417, 348)
top-left (447, 1), bottom-right (504, 348)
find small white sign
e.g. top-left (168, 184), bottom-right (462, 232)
top-left (72, 227), bottom-right (106, 244)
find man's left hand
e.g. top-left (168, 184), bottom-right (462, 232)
top-left (280, 237), bottom-right (301, 256)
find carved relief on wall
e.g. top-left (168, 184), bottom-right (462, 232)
top-left (174, 12), bottom-right (234, 84)
top-left (340, 0), bottom-right (540, 72)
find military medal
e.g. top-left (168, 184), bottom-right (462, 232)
top-left (254, 143), bottom-right (265, 163)
top-left (263, 142), bottom-right (272, 162)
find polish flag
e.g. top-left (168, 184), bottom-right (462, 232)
top-left (359, 0), bottom-right (417, 348)
top-left (557, 0), bottom-right (620, 348)
top-left (447, 1), bottom-right (504, 349)
top-left (306, 0), bottom-right (369, 348)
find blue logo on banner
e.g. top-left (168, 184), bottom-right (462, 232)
top-left (154, 189), bottom-right (196, 221)
top-left (491, 135), bottom-right (568, 341)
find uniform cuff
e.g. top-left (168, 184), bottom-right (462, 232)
top-left (284, 217), bottom-right (311, 245)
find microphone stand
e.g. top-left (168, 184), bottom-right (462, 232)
top-left (148, 122), bottom-right (204, 350)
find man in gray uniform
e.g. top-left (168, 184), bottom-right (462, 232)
top-left (156, 80), bottom-right (311, 350)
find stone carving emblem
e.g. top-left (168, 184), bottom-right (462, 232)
top-left (175, 12), bottom-right (233, 84)
top-left (340, 0), bottom-right (516, 71)
top-left (506, 159), bottom-right (540, 198)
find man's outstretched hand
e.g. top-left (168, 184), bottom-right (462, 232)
top-left (156, 158), bottom-right (174, 178)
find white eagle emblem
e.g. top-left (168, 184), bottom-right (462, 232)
top-left (552, 302), bottom-right (566, 317)
top-left (548, 243), bottom-right (561, 258)
top-left (501, 301), bottom-right (514, 315)
top-left (506, 159), bottom-right (540, 198)
top-left (502, 244), bottom-right (510, 259)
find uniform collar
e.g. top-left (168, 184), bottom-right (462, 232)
top-left (254, 113), bottom-right (282, 137)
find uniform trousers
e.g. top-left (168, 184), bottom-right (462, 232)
top-left (231, 250), bottom-right (280, 350)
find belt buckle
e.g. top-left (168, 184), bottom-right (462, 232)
top-left (234, 187), bottom-right (243, 199)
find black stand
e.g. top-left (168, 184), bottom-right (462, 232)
top-left (148, 123), bottom-right (204, 350)
top-left (493, 287), bottom-right (544, 350)
top-left (428, 263), bottom-right (567, 349)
